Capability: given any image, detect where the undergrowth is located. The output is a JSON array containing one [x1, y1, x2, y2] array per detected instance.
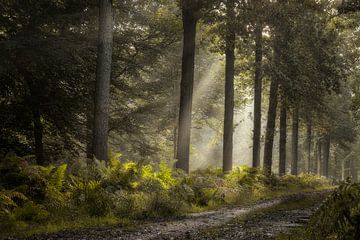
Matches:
[[276, 181, 360, 240], [0, 152, 333, 238]]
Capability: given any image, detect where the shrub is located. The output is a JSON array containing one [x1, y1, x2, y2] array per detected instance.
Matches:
[[182, 169, 225, 206], [111, 191, 151, 218], [68, 176, 111, 217], [306, 181, 360, 239], [13, 202, 49, 223]]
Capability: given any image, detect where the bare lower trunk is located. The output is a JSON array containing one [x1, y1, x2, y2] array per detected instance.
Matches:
[[223, 0, 235, 173], [263, 34, 280, 174], [93, 0, 113, 161], [322, 135, 330, 177], [351, 159, 358, 182], [32, 106, 44, 165], [176, 7, 197, 173], [317, 139, 322, 176], [252, 23, 263, 168], [263, 79, 278, 174], [306, 118, 312, 174], [291, 106, 299, 176], [86, 108, 93, 159], [279, 95, 286, 176]]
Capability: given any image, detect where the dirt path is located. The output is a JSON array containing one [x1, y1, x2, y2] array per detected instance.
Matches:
[[26, 191, 330, 240]]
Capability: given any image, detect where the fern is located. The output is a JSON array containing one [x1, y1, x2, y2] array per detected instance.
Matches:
[[32, 165, 56, 177], [0, 189, 27, 216], [49, 164, 67, 190]]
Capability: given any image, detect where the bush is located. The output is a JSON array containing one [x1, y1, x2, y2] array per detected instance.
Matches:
[[0, 153, 335, 238], [182, 169, 225, 206], [68, 176, 111, 217], [280, 174, 331, 190], [13, 202, 49, 223], [306, 181, 360, 239]]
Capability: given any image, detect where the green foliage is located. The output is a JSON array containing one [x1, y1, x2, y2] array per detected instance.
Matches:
[[182, 168, 225, 206], [0, 189, 28, 229], [306, 181, 360, 239], [0, 154, 334, 238], [68, 176, 111, 217], [279, 174, 331, 190], [13, 202, 49, 223]]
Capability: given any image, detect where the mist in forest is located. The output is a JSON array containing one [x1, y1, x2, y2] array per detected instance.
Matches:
[[190, 55, 262, 170]]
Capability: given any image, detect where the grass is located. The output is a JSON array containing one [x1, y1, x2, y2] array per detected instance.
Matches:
[[3, 216, 131, 238]]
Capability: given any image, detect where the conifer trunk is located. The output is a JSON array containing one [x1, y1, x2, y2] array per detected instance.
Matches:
[[176, 3, 197, 173], [291, 106, 299, 175], [322, 135, 330, 177], [252, 23, 263, 168], [223, 0, 235, 173], [279, 95, 287, 176], [93, 0, 113, 161], [32, 105, 44, 165], [263, 33, 280, 174], [306, 117, 312, 174]]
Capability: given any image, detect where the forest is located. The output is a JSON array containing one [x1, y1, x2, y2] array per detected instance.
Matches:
[[0, 0, 360, 239]]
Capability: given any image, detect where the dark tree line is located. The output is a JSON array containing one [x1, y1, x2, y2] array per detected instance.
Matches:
[[0, 0, 359, 180]]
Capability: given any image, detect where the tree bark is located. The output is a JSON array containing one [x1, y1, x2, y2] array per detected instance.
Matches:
[[291, 106, 299, 175], [176, 5, 198, 173], [93, 0, 113, 161], [322, 135, 330, 177], [317, 138, 322, 176], [263, 34, 280, 174], [32, 105, 44, 165], [223, 0, 235, 173], [263, 79, 278, 174], [351, 159, 358, 182], [306, 117, 312, 174], [86, 108, 93, 159], [252, 23, 263, 168], [279, 95, 287, 176]]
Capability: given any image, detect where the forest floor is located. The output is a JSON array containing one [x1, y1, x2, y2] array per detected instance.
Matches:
[[23, 190, 330, 240]]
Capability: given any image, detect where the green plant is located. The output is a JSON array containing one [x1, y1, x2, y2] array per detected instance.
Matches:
[[306, 182, 360, 240], [68, 176, 111, 216], [13, 201, 49, 223]]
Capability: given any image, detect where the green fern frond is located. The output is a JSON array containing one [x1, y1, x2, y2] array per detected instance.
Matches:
[[32, 165, 55, 177], [49, 164, 67, 190]]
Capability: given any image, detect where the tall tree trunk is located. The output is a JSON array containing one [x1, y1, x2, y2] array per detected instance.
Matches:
[[93, 0, 113, 161], [223, 0, 235, 173], [341, 155, 345, 181], [263, 79, 278, 174], [351, 159, 358, 182], [322, 135, 330, 177], [32, 105, 44, 165], [173, 126, 178, 159], [263, 34, 280, 174], [279, 95, 287, 176], [86, 108, 93, 159], [252, 23, 263, 168], [291, 106, 299, 175], [306, 117, 312, 174], [317, 138, 322, 176], [176, 5, 197, 173]]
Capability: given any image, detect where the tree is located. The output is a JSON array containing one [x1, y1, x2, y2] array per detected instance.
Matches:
[[92, 0, 114, 161], [176, 0, 202, 173], [291, 106, 299, 175], [279, 93, 287, 176], [252, 22, 263, 168], [0, 0, 95, 164], [306, 115, 312, 174], [263, 30, 280, 174], [223, 0, 236, 173]]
